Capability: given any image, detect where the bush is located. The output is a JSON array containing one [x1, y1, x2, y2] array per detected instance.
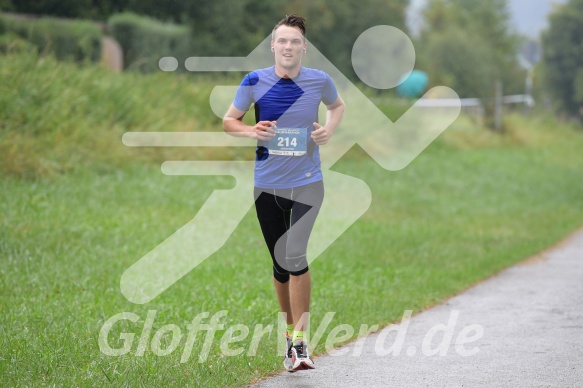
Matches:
[[0, 32, 36, 54], [0, 13, 102, 62], [108, 12, 191, 73]]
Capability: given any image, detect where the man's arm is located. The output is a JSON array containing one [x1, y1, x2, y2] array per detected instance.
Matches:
[[311, 96, 345, 145], [223, 104, 276, 141]]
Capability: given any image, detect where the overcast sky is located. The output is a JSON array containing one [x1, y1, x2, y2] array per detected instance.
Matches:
[[406, 0, 568, 39]]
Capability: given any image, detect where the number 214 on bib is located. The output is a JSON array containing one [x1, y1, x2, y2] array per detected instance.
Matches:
[[267, 128, 308, 156]]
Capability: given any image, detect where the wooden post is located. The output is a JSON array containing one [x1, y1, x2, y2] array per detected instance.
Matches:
[[524, 70, 533, 114], [101, 36, 123, 72], [494, 80, 503, 131]]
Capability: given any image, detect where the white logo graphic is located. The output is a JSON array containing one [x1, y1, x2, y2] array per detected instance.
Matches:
[[121, 26, 461, 304]]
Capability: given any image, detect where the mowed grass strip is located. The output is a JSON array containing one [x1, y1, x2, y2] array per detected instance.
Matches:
[[2, 53, 583, 386]]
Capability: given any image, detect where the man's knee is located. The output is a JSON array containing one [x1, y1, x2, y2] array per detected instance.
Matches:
[[273, 266, 290, 283], [272, 261, 309, 283], [285, 253, 309, 277], [289, 265, 309, 277]]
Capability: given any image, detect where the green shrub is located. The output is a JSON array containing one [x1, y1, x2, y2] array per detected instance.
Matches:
[[108, 12, 191, 73], [0, 13, 102, 62], [0, 32, 36, 54]]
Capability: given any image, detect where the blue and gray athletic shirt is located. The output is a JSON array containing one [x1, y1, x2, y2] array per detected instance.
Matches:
[[233, 66, 338, 189]]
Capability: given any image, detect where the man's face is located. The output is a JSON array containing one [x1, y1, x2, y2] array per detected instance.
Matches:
[[271, 25, 306, 71]]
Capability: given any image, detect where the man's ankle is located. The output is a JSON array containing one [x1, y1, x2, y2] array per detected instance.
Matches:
[[292, 330, 305, 343]]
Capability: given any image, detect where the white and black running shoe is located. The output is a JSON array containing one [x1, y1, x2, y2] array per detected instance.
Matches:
[[290, 340, 315, 371]]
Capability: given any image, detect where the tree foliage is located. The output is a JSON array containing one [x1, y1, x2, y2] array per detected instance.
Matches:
[[278, 0, 408, 78], [542, 0, 583, 117], [415, 0, 523, 129], [418, 0, 522, 99], [422, 26, 496, 100], [1, 0, 125, 20], [177, 0, 408, 77], [2, 0, 407, 78]]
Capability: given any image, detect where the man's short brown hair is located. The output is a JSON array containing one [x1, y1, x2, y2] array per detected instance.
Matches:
[[272, 14, 307, 39]]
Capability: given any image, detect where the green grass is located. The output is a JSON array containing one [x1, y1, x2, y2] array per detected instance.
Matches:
[[2, 51, 583, 386]]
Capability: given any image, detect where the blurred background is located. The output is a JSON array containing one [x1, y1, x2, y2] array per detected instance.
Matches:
[[2, 1, 583, 386], [1, 0, 582, 177]]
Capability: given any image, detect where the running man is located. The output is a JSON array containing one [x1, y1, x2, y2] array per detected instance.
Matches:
[[223, 14, 345, 371]]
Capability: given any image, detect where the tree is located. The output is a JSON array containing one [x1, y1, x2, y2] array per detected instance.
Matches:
[[1, 0, 127, 20], [417, 0, 522, 129], [181, 0, 408, 78], [0, 0, 14, 12], [2, 0, 409, 80], [280, 0, 408, 79], [422, 26, 496, 100], [542, 0, 583, 118]]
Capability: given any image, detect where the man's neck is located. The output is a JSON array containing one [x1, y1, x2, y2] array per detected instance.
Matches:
[[275, 65, 301, 79]]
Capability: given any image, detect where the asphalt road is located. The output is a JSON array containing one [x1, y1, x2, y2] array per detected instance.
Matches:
[[254, 229, 583, 387]]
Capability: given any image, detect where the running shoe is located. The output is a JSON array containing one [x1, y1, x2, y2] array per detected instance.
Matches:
[[290, 339, 315, 371]]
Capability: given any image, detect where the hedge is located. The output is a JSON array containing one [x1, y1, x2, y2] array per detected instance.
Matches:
[[0, 13, 102, 62], [108, 12, 191, 73]]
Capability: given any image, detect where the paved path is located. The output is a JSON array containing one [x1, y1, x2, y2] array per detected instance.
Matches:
[[254, 229, 583, 387]]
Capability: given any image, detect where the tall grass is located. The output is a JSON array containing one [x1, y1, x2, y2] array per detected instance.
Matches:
[[0, 51, 231, 177]]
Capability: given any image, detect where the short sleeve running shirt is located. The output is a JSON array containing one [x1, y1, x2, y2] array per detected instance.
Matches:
[[233, 66, 338, 189]]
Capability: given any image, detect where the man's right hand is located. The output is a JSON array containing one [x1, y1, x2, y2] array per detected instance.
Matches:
[[251, 121, 277, 141]]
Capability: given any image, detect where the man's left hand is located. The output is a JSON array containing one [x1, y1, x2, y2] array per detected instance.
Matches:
[[311, 122, 331, 145]]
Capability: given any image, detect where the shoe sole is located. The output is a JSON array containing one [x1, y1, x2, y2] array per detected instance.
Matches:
[[283, 359, 294, 372], [290, 360, 315, 372]]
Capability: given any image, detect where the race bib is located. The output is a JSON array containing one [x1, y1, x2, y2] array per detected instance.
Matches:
[[267, 128, 308, 156]]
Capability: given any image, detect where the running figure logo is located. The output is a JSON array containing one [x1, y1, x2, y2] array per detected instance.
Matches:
[[121, 26, 461, 304]]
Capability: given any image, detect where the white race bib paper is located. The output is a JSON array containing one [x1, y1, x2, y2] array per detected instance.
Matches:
[[267, 128, 308, 156]]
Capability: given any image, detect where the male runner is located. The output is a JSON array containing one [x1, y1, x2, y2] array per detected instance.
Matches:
[[223, 14, 344, 371]]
